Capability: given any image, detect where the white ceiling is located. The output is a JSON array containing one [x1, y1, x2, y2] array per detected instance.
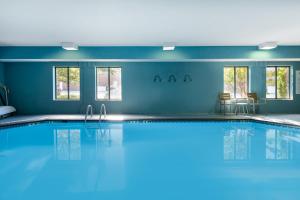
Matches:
[[0, 0, 300, 46]]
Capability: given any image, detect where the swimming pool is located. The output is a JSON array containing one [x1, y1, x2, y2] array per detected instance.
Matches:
[[0, 121, 299, 200]]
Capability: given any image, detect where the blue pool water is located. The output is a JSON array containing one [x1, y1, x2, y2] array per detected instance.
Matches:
[[0, 121, 300, 200]]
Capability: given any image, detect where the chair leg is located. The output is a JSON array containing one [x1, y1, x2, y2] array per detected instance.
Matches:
[[220, 103, 223, 114]]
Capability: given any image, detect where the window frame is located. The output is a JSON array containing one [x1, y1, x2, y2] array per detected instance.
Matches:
[[224, 66, 249, 99], [53, 66, 80, 101], [95, 67, 122, 101], [266, 65, 292, 100]]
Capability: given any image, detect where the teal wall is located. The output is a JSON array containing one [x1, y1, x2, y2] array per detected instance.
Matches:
[[1, 45, 300, 115], [3, 61, 300, 115], [0, 63, 5, 85]]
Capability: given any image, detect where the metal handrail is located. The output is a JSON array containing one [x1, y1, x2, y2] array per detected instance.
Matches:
[[85, 105, 93, 123], [99, 103, 107, 121], [0, 85, 9, 106]]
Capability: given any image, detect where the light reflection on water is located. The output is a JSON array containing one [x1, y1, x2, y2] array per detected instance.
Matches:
[[223, 125, 298, 161], [53, 124, 125, 192], [54, 129, 81, 160], [223, 128, 252, 160], [266, 129, 293, 160], [53, 124, 123, 161]]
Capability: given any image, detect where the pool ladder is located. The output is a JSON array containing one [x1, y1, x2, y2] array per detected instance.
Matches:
[[85, 104, 107, 123], [85, 105, 93, 123], [99, 103, 107, 121]]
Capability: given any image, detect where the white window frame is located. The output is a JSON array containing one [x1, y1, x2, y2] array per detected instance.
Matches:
[[223, 66, 249, 99], [266, 65, 293, 100], [95, 67, 122, 101], [53, 66, 80, 101]]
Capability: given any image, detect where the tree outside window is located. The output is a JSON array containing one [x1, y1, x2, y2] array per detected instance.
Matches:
[[96, 67, 122, 101], [224, 66, 248, 98], [266, 66, 290, 99], [55, 67, 80, 100]]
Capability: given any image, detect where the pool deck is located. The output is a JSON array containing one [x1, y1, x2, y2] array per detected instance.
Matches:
[[1, 114, 300, 127]]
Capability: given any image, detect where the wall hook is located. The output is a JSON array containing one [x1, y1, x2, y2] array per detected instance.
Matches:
[[183, 74, 192, 82], [168, 75, 177, 82], [153, 75, 162, 82]]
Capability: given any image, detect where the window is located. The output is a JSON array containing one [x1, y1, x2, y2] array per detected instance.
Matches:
[[266, 66, 291, 99], [224, 66, 248, 98], [96, 67, 122, 100], [54, 67, 80, 100]]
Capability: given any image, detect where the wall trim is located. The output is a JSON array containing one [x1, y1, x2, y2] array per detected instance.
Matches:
[[2, 58, 300, 62]]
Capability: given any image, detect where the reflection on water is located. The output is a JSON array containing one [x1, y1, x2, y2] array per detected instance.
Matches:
[[2, 122, 300, 199], [266, 129, 293, 160], [224, 126, 297, 161], [96, 128, 112, 147], [224, 128, 252, 160], [54, 129, 81, 160], [95, 124, 123, 159], [54, 124, 124, 160], [53, 124, 125, 191], [95, 124, 124, 191]]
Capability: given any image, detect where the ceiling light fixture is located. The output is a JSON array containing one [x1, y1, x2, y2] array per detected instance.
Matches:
[[258, 42, 278, 50], [163, 43, 175, 51], [61, 42, 79, 50]]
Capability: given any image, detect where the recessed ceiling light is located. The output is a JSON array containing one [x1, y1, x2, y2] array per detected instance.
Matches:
[[163, 43, 175, 51], [258, 42, 278, 50], [61, 42, 79, 50]]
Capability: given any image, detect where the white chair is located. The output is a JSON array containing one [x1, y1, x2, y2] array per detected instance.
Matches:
[[234, 98, 250, 115], [247, 93, 267, 114]]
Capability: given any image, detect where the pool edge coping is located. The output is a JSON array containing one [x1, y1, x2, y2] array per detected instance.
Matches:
[[1, 115, 300, 129]]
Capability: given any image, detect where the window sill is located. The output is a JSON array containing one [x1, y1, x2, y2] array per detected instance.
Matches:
[[266, 98, 294, 101], [95, 99, 122, 102], [53, 99, 81, 102]]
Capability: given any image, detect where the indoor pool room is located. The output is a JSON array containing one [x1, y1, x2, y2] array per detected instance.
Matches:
[[1, 1, 300, 200]]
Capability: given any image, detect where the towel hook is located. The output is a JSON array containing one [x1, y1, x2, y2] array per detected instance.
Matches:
[[168, 74, 177, 82], [183, 74, 192, 82], [153, 75, 162, 82]]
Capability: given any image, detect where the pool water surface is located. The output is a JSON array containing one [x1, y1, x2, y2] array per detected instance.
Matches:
[[0, 121, 300, 200]]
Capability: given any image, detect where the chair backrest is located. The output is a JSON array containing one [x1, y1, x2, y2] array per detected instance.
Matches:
[[247, 93, 258, 102], [219, 93, 231, 100]]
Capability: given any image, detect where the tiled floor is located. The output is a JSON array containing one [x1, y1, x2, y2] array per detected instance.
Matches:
[[1, 114, 300, 127]]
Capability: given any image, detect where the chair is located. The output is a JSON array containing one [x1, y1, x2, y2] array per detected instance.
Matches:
[[234, 98, 250, 115], [219, 93, 233, 114], [247, 93, 267, 114]]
